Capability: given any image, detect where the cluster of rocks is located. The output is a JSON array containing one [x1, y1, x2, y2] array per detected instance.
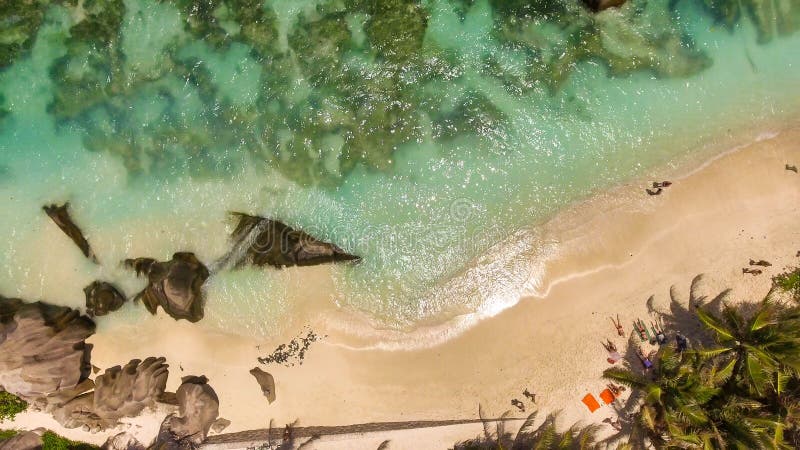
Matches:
[[42, 203, 359, 322], [0, 296, 225, 449], [0, 203, 356, 447], [257, 329, 321, 367]]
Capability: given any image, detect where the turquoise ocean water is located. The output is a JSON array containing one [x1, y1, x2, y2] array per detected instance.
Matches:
[[1, 0, 799, 339]]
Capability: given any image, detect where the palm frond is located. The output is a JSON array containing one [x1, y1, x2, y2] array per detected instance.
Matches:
[[696, 307, 736, 341]]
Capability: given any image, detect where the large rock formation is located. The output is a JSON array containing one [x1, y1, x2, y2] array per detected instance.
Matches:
[[43, 203, 98, 263], [151, 376, 219, 449], [84, 281, 127, 317], [124, 253, 209, 322], [102, 432, 146, 450], [249, 367, 276, 404], [52, 357, 169, 430], [215, 213, 360, 270], [0, 430, 43, 450], [0, 296, 94, 398]]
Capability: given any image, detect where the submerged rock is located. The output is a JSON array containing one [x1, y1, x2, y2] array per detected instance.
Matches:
[[43, 203, 98, 263], [152, 376, 219, 449], [53, 357, 169, 430], [125, 253, 210, 322], [217, 213, 360, 270], [703, 0, 800, 44], [249, 368, 276, 404], [583, 0, 626, 12], [0, 296, 94, 398], [84, 281, 127, 317]]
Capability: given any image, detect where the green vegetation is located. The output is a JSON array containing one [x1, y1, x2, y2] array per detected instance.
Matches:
[[0, 429, 17, 440], [0, 392, 27, 422], [0, 430, 100, 450], [0, 430, 99, 449], [774, 268, 800, 302], [42, 431, 100, 450], [602, 285, 800, 449], [453, 408, 602, 449]]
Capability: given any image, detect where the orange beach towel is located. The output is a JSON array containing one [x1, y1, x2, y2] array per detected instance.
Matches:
[[581, 393, 600, 412], [599, 388, 615, 405]]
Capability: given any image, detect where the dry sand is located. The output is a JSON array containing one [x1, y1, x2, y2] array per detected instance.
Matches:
[[7, 124, 800, 448]]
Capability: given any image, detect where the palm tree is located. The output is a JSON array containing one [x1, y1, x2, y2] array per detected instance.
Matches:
[[604, 347, 716, 448], [695, 295, 800, 397], [604, 346, 789, 449], [452, 408, 602, 449]]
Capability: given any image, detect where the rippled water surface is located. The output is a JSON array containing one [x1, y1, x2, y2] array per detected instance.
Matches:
[[1, 0, 799, 336]]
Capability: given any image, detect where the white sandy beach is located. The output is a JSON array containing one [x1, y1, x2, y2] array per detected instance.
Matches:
[[7, 123, 800, 448]]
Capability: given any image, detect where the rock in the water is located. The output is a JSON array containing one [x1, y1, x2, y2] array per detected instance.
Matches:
[[84, 281, 127, 317], [152, 376, 219, 449], [53, 357, 169, 429], [210, 418, 231, 433], [102, 432, 146, 450], [0, 430, 43, 450], [216, 213, 360, 270], [0, 296, 94, 398], [43, 203, 98, 263], [583, 0, 626, 12], [124, 253, 209, 322], [249, 367, 276, 404]]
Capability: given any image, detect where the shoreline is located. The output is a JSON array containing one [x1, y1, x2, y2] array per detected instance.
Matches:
[[7, 122, 800, 447], [311, 118, 799, 352]]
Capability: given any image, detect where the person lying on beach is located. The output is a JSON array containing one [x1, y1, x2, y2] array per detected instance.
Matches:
[[786, 164, 798, 173], [610, 314, 624, 337], [652, 181, 672, 188], [602, 340, 623, 364], [603, 417, 623, 431], [634, 319, 649, 341], [645, 187, 663, 196], [637, 348, 654, 371], [522, 388, 536, 404], [651, 320, 668, 345], [511, 399, 525, 412], [749, 259, 772, 267], [607, 383, 626, 396], [743, 268, 762, 275]]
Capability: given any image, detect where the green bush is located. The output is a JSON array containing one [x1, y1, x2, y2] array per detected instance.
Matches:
[[42, 431, 99, 450], [0, 430, 17, 440], [0, 392, 27, 422], [775, 268, 800, 301]]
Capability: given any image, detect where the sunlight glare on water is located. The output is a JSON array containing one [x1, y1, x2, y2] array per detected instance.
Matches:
[[0, 0, 799, 339]]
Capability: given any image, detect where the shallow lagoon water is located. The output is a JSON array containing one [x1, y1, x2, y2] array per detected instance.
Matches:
[[0, 0, 799, 339]]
